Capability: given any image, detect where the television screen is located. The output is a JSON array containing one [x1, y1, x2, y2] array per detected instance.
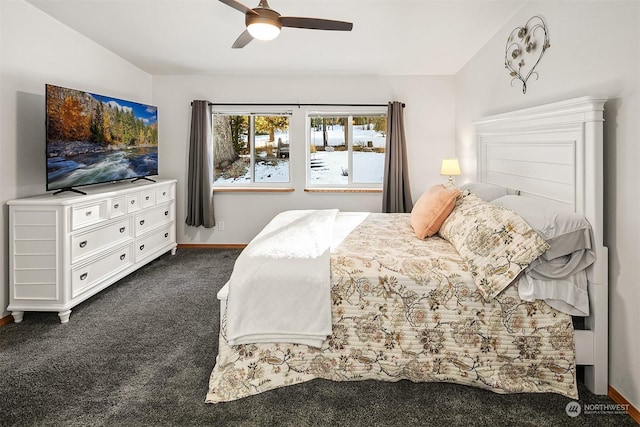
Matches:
[[46, 84, 158, 192]]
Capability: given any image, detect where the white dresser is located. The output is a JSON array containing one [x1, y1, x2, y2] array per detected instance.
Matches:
[[7, 179, 177, 323]]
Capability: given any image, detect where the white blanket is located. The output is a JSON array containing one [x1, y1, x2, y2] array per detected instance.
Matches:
[[226, 209, 339, 348]]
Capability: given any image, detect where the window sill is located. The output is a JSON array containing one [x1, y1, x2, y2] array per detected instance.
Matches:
[[304, 188, 383, 193], [213, 187, 295, 193]]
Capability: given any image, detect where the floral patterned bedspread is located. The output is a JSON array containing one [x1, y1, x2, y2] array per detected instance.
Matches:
[[206, 213, 577, 403]]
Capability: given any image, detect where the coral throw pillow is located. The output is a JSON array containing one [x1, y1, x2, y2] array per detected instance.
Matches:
[[410, 184, 460, 239]]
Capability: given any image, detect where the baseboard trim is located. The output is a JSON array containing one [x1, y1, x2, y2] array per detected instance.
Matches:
[[609, 385, 640, 424], [178, 243, 247, 249], [0, 315, 14, 327]]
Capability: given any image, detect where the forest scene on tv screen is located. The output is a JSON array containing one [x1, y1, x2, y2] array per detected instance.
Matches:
[[46, 85, 158, 190]]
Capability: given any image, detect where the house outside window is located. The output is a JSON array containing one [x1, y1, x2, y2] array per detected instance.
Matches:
[[307, 111, 387, 189], [213, 112, 291, 185]]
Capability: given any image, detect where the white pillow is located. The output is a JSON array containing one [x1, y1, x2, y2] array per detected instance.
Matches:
[[491, 195, 594, 259], [459, 182, 518, 202], [517, 272, 590, 316], [492, 195, 596, 316]]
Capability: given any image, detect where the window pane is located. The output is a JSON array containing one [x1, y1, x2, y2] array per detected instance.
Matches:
[[254, 115, 290, 183], [352, 115, 386, 184], [309, 116, 348, 185], [213, 115, 249, 183]]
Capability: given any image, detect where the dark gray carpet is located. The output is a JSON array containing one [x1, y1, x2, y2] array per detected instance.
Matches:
[[0, 248, 635, 427]]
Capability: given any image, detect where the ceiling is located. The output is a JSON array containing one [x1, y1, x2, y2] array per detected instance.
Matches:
[[26, 0, 525, 76]]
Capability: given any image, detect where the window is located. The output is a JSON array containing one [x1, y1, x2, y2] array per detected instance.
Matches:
[[211, 106, 387, 191], [213, 112, 291, 185], [307, 112, 387, 188]]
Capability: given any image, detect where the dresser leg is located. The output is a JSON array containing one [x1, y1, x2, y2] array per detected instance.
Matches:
[[58, 310, 72, 324], [171, 247, 177, 255], [11, 311, 24, 323]]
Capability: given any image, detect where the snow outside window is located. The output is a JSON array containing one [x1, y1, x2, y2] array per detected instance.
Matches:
[[308, 113, 387, 188], [213, 113, 291, 185]]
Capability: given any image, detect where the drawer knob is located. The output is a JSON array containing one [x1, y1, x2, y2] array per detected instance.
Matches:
[[164, 233, 169, 238], [140, 220, 145, 226], [85, 211, 92, 216], [119, 227, 125, 233], [114, 204, 119, 209], [139, 244, 145, 251], [80, 272, 88, 281], [162, 192, 166, 196], [79, 240, 87, 248], [120, 254, 126, 261], [131, 200, 135, 205], [164, 211, 169, 216], [145, 196, 150, 200]]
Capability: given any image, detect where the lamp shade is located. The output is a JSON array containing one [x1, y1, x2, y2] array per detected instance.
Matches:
[[440, 158, 461, 176]]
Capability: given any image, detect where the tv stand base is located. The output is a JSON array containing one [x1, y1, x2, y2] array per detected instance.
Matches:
[[132, 177, 156, 183], [53, 187, 87, 195]]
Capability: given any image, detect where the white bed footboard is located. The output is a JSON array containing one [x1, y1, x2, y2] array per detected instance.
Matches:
[[474, 96, 609, 395]]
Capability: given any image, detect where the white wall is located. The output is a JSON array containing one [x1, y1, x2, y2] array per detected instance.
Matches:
[[153, 74, 455, 245], [0, 0, 152, 318], [455, 0, 640, 409]]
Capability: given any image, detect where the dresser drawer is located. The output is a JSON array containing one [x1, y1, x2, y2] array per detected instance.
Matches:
[[126, 193, 142, 212], [71, 217, 133, 264], [135, 204, 173, 236], [135, 224, 174, 262], [141, 189, 155, 208], [109, 196, 127, 218], [71, 244, 133, 298], [155, 186, 173, 204], [72, 200, 108, 230]]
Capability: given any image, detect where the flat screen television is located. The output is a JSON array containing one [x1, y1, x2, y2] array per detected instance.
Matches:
[[46, 84, 158, 194]]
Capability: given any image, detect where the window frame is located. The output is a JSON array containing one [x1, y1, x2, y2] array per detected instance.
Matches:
[[211, 108, 293, 189], [305, 107, 387, 190]]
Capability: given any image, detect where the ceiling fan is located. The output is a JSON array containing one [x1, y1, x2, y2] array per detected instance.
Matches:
[[219, 0, 353, 48]]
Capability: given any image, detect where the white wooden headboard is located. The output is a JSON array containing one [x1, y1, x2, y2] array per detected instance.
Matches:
[[474, 96, 609, 395]]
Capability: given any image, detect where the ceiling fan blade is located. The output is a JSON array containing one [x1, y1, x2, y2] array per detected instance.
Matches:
[[219, 0, 258, 16], [232, 30, 254, 48], [280, 17, 353, 31]]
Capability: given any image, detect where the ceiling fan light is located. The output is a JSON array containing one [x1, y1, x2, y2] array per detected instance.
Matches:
[[247, 22, 280, 40]]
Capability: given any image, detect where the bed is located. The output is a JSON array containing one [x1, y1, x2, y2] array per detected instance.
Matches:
[[206, 96, 608, 403]]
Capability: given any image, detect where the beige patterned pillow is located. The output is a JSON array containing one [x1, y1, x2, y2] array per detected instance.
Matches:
[[439, 193, 549, 301]]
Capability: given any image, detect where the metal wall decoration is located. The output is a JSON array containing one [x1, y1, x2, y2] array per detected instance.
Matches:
[[504, 15, 550, 94]]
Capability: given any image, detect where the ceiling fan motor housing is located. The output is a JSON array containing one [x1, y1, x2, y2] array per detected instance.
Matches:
[[246, 7, 282, 30]]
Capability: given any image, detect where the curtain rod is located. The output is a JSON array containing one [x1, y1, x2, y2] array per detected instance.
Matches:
[[191, 102, 404, 108]]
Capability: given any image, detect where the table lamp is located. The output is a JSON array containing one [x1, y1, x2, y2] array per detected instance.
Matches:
[[440, 158, 461, 186]]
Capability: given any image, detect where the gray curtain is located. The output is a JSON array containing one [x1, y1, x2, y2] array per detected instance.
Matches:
[[185, 100, 216, 228], [382, 101, 413, 213]]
